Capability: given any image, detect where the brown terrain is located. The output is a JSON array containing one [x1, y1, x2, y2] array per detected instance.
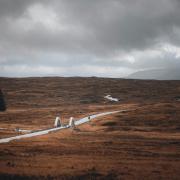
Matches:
[[0, 77, 180, 179]]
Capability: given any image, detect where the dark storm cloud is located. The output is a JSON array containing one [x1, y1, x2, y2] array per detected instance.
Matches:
[[0, 0, 40, 18], [0, 0, 180, 77], [54, 0, 180, 53]]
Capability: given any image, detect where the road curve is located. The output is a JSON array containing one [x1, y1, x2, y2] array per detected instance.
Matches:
[[0, 110, 124, 144]]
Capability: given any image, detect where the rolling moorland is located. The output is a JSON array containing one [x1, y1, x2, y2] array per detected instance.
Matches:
[[0, 77, 180, 179]]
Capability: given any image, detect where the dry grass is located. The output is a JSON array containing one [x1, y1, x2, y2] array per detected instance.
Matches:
[[0, 77, 180, 179]]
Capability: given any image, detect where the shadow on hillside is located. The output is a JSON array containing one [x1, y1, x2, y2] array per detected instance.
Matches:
[[0, 168, 118, 180]]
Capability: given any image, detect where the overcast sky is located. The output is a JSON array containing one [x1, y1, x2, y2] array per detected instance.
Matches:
[[0, 0, 180, 77]]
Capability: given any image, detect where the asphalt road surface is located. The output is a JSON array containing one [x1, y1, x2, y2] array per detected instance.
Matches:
[[0, 110, 124, 144]]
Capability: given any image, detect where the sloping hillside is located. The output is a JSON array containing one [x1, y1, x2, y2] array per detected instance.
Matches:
[[127, 68, 180, 80]]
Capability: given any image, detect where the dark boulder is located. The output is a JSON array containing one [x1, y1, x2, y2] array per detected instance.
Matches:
[[0, 90, 6, 111]]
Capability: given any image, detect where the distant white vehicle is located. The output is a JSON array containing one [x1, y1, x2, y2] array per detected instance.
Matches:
[[15, 128, 32, 133], [104, 95, 119, 102]]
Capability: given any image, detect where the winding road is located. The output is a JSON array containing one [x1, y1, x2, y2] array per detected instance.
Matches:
[[0, 110, 124, 144]]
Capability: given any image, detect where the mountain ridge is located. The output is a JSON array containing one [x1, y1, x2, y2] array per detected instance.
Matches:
[[127, 68, 180, 80]]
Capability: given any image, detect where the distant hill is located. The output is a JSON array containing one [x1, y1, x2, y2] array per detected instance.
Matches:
[[0, 77, 180, 109], [127, 68, 180, 80]]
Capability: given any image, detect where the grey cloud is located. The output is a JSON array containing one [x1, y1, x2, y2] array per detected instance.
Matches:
[[51, 0, 180, 53], [0, 0, 38, 18], [0, 0, 180, 77], [119, 51, 180, 70], [1, 0, 180, 54]]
